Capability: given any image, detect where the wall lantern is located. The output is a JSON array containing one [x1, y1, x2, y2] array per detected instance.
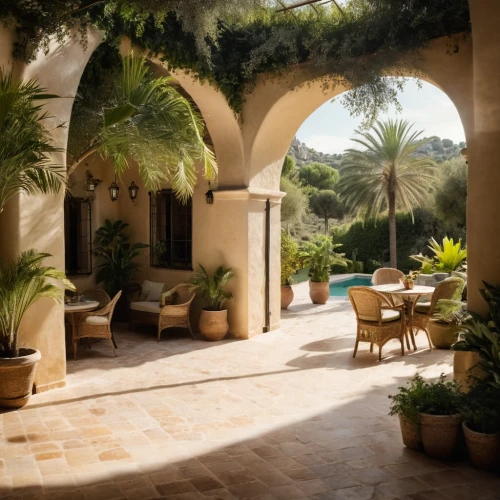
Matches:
[[205, 182, 214, 205], [108, 180, 120, 202], [128, 181, 139, 200], [85, 170, 101, 192]]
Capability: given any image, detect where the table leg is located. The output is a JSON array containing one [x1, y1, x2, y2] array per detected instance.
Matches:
[[404, 298, 418, 351]]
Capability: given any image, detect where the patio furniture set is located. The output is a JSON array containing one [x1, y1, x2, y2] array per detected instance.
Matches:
[[64, 281, 196, 359], [348, 267, 464, 361]]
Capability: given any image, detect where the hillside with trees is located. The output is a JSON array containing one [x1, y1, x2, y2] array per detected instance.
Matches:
[[282, 130, 467, 272]]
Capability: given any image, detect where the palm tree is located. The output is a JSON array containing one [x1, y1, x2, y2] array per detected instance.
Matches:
[[68, 54, 217, 202], [336, 119, 437, 267], [0, 71, 65, 214]]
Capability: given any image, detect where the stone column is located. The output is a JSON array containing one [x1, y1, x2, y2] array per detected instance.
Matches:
[[467, 1, 500, 313], [198, 188, 283, 339]]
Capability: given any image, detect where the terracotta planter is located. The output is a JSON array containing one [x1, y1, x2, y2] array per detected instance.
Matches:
[[0, 348, 41, 409], [420, 413, 462, 459], [400, 279, 414, 290], [281, 285, 294, 309], [453, 351, 484, 391], [199, 309, 229, 341], [463, 422, 500, 471], [428, 322, 461, 349], [309, 281, 329, 304], [399, 413, 422, 451]]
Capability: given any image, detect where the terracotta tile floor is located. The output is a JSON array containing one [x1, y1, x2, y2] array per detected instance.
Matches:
[[1, 281, 499, 499]]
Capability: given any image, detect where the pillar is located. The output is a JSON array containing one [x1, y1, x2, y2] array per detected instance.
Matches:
[[467, 1, 500, 313]]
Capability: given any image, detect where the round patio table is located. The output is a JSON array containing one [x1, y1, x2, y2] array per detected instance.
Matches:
[[371, 284, 435, 351], [64, 301, 99, 352]]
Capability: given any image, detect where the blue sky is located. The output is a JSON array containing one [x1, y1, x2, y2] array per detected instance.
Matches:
[[296, 78, 466, 154]]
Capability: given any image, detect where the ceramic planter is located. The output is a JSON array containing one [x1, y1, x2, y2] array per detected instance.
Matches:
[[420, 413, 462, 459], [281, 285, 294, 309], [309, 281, 329, 304], [398, 413, 422, 451], [199, 309, 229, 341], [428, 322, 462, 349], [463, 422, 500, 471], [0, 348, 41, 409]]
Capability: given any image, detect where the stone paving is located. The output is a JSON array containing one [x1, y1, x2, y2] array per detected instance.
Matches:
[[1, 281, 499, 499]]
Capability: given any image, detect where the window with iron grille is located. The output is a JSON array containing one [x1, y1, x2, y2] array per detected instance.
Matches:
[[64, 197, 92, 275], [150, 190, 192, 270]]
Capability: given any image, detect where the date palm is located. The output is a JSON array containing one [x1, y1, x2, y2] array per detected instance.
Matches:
[[68, 54, 217, 202], [337, 119, 437, 267], [0, 71, 65, 214]]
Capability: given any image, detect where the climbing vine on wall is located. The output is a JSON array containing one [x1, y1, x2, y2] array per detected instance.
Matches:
[[2, 1, 470, 117]]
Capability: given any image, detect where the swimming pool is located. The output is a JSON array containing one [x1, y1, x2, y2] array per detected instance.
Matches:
[[329, 276, 372, 296]]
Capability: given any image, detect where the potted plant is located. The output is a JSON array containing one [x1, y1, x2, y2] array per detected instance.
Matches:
[[399, 271, 419, 290], [428, 299, 469, 349], [417, 374, 463, 459], [0, 250, 74, 408], [461, 380, 500, 470], [300, 236, 347, 304], [192, 265, 234, 341], [389, 374, 462, 459], [280, 231, 301, 309], [93, 219, 148, 321], [388, 374, 426, 451]]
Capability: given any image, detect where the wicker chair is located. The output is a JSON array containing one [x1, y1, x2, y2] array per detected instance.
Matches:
[[372, 267, 405, 306], [73, 291, 122, 360], [82, 288, 110, 308], [348, 286, 406, 361], [371, 268, 404, 285], [158, 284, 197, 342], [412, 277, 465, 349]]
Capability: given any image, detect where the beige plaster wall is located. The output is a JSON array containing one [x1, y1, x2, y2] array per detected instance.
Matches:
[[0, 28, 102, 391]]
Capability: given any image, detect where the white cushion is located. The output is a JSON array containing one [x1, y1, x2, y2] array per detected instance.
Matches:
[[141, 280, 164, 302], [130, 301, 161, 314], [85, 316, 109, 325], [359, 309, 401, 323], [415, 301, 431, 313]]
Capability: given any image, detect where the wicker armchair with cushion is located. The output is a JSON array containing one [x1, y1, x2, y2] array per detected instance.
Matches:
[[73, 291, 122, 360], [128, 279, 168, 328], [158, 284, 197, 342], [412, 277, 465, 349], [348, 286, 406, 361]]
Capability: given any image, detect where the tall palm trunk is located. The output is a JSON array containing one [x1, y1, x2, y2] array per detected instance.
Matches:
[[388, 190, 397, 268]]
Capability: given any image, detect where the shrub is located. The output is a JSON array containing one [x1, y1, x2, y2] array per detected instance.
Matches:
[[365, 259, 381, 274], [462, 381, 500, 434], [299, 236, 347, 282], [281, 231, 301, 285], [331, 262, 349, 275]]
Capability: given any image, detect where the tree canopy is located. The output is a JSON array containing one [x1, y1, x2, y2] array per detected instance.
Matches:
[[310, 190, 343, 234], [299, 162, 339, 191]]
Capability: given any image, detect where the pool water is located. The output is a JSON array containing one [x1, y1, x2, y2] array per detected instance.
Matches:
[[329, 276, 372, 296]]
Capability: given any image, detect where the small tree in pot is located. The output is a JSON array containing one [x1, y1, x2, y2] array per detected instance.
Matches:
[[0, 251, 74, 408], [280, 231, 301, 309], [299, 236, 347, 304], [192, 265, 234, 341]]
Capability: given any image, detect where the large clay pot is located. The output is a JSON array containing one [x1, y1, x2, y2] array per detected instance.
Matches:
[[281, 285, 294, 309], [428, 322, 461, 349], [0, 348, 41, 409], [399, 413, 422, 451], [463, 422, 500, 471], [309, 281, 329, 304], [199, 309, 229, 341], [420, 413, 462, 459], [453, 351, 484, 391]]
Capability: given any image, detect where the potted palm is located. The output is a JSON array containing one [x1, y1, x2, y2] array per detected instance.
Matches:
[[300, 236, 347, 304], [281, 231, 301, 309], [192, 265, 234, 341], [0, 251, 74, 408], [461, 381, 500, 470]]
